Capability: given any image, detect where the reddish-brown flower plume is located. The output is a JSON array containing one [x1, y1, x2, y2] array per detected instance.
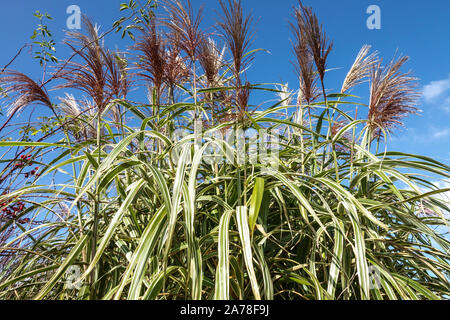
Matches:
[[368, 55, 421, 139], [163, 0, 204, 62], [0, 70, 53, 117], [134, 19, 167, 96], [293, 1, 332, 84], [164, 41, 190, 89], [198, 37, 225, 87], [55, 17, 109, 110], [217, 0, 254, 87], [236, 81, 251, 120], [290, 15, 320, 105]]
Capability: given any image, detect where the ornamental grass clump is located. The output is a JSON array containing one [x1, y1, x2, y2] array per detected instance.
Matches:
[[0, 0, 448, 300]]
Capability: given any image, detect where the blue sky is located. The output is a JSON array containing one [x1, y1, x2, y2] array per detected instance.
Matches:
[[1, 0, 449, 168]]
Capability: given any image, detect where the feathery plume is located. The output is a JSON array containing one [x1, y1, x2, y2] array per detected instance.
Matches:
[[341, 45, 378, 94], [0, 70, 52, 117], [198, 37, 226, 87], [218, 0, 254, 87], [236, 81, 250, 119], [294, 1, 333, 84], [58, 93, 82, 117], [290, 5, 320, 106], [368, 55, 421, 139], [164, 45, 190, 89], [134, 19, 167, 98], [276, 83, 294, 107], [57, 94, 98, 139], [163, 0, 204, 61], [55, 17, 109, 110], [331, 119, 352, 152]]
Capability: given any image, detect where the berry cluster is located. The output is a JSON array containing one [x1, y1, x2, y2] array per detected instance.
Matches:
[[14, 154, 32, 168], [25, 167, 40, 178], [13, 154, 40, 178], [0, 198, 29, 224]]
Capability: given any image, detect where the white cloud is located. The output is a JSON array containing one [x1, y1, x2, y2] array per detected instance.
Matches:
[[443, 97, 450, 113], [423, 74, 450, 102], [432, 128, 450, 139], [392, 127, 450, 143]]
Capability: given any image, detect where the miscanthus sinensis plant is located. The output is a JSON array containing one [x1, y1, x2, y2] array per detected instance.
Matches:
[[0, 0, 449, 300]]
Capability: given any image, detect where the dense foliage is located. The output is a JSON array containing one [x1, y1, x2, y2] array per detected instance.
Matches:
[[0, 0, 449, 300]]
